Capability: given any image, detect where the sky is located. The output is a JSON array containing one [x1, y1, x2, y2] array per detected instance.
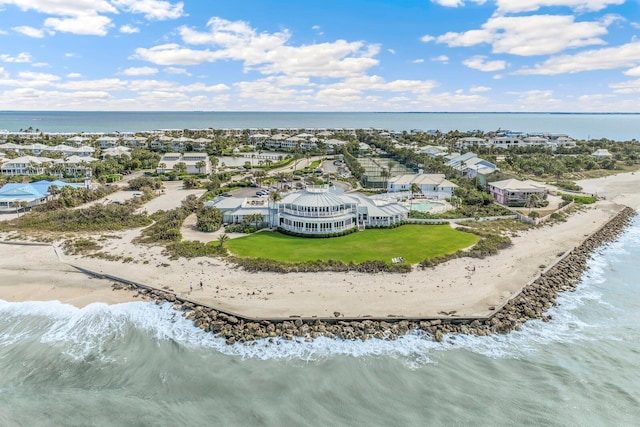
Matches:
[[0, 0, 639, 112]]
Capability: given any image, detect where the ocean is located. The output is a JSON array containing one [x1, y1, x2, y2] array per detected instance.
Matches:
[[0, 111, 638, 141], [0, 216, 638, 426]]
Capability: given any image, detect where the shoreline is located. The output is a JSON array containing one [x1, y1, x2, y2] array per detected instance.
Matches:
[[1, 171, 639, 341]]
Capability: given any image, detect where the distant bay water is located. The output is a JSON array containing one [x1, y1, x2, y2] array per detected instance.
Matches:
[[0, 111, 638, 141]]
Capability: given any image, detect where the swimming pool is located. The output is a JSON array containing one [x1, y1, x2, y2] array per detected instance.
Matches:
[[409, 201, 445, 212]]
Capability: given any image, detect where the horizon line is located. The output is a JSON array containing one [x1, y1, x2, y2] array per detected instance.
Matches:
[[0, 110, 639, 115]]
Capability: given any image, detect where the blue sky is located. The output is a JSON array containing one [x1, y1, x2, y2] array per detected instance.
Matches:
[[0, 0, 638, 112]]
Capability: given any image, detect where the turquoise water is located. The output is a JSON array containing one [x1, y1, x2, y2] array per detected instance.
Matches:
[[0, 111, 638, 140], [410, 201, 444, 212], [1, 215, 639, 425]]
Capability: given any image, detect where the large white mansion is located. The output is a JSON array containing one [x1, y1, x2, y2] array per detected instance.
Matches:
[[206, 186, 410, 236]]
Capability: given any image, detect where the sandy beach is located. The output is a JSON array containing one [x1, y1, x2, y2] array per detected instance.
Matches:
[[1, 170, 639, 317]]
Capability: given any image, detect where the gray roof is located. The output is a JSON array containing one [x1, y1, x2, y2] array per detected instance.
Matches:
[[280, 186, 354, 208]]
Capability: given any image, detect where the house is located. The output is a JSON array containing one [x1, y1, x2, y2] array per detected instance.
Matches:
[[490, 136, 523, 149], [592, 149, 612, 159], [387, 173, 457, 200], [0, 180, 83, 212], [122, 136, 148, 149], [417, 145, 447, 158], [205, 185, 409, 235], [75, 145, 96, 157], [0, 156, 54, 176], [59, 155, 98, 176], [101, 146, 131, 158], [66, 136, 90, 147], [456, 137, 487, 149], [95, 136, 120, 149], [459, 158, 498, 179], [446, 152, 498, 178], [488, 179, 547, 206], [445, 152, 479, 169], [156, 152, 211, 174]]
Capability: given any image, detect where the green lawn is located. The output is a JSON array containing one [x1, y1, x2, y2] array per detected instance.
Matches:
[[224, 224, 479, 264]]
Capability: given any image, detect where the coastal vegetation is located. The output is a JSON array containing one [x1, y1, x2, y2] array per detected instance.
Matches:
[[0, 203, 151, 233], [33, 185, 118, 211]]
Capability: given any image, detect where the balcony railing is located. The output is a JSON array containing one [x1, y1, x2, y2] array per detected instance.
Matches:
[[279, 208, 356, 218], [282, 225, 354, 234]]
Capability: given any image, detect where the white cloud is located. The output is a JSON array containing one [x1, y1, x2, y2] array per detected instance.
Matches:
[[0, 30, 8, 35], [412, 59, 425, 63], [430, 0, 486, 6], [12, 26, 45, 38], [0, 70, 60, 88], [495, 0, 624, 13], [45, 14, 113, 36], [122, 66, 159, 76], [463, 55, 506, 71], [0, 0, 117, 16], [430, 15, 609, 56], [67, 73, 82, 78], [18, 71, 59, 81], [432, 0, 464, 6], [388, 49, 396, 54], [179, 82, 229, 93], [32, 62, 48, 67], [132, 44, 219, 66], [470, 85, 491, 92], [516, 40, 640, 74], [120, 25, 140, 34], [609, 79, 640, 93], [56, 78, 126, 91], [135, 18, 381, 79], [0, 67, 8, 78], [624, 66, 640, 76], [110, 0, 184, 21], [431, 55, 449, 63], [164, 67, 191, 75], [506, 89, 562, 109], [0, 52, 32, 63]]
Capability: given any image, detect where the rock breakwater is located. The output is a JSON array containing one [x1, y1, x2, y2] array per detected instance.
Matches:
[[112, 207, 636, 343]]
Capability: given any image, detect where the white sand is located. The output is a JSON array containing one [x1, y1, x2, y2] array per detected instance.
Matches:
[[1, 170, 639, 317]]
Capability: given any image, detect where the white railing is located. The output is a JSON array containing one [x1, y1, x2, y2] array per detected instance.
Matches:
[[279, 208, 356, 218]]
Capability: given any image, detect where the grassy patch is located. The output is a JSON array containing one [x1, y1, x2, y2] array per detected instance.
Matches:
[[225, 224, 479, 264], [63, 238, 102, 255], [457, 219, 532, 236]]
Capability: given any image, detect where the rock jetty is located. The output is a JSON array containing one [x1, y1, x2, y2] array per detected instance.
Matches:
[[112, 207, 636, 343]]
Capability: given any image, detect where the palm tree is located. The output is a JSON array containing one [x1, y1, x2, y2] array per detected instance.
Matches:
[[410, 183, 421, 199], [526, 193, 540, 211], [195, 160, 206, 174], [217, 232, 229, 248], [210, 157, 219, 173], [380, 167, 391, 191]]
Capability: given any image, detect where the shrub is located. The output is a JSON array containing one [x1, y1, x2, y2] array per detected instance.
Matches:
[[196, 206, 223, 232], [128, 176, 163, 191]]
